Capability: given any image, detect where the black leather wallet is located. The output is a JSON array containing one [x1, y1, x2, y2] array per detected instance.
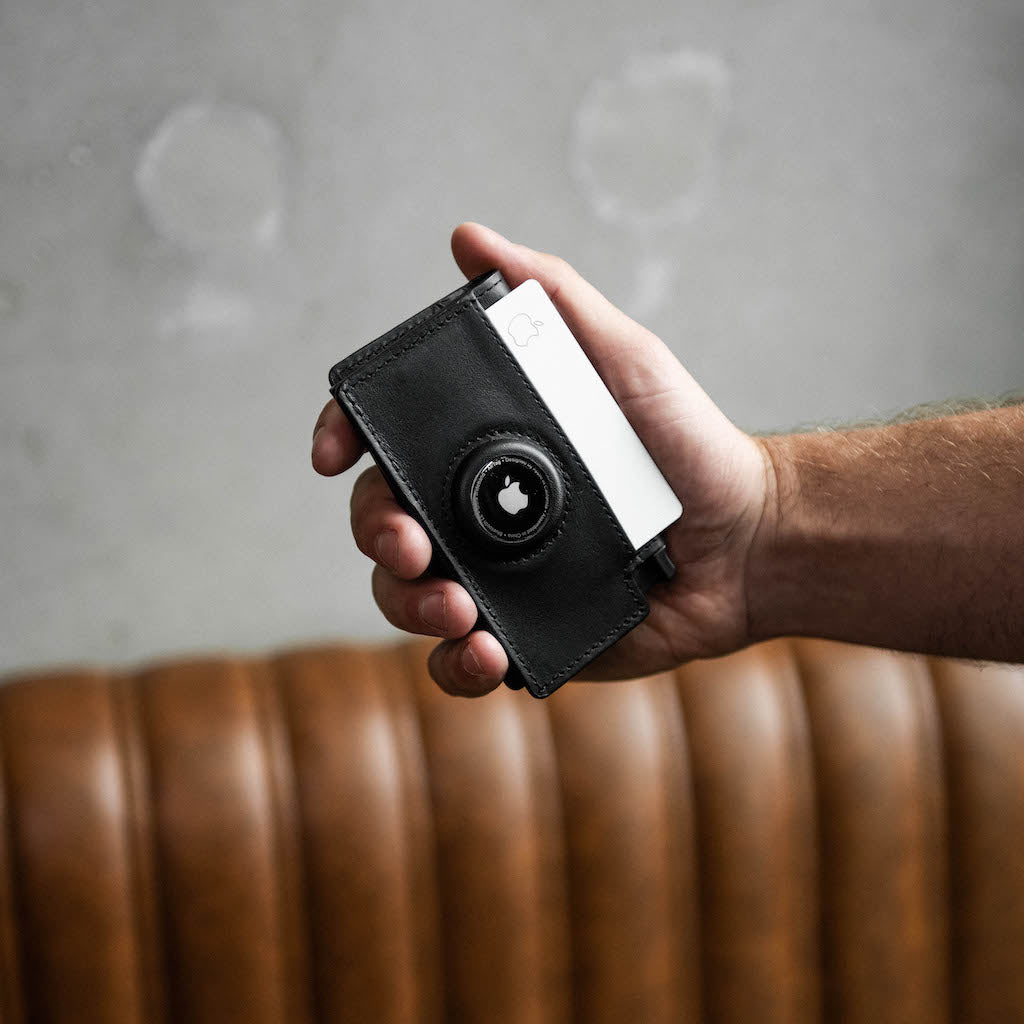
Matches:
[[329, 270, 674, 698]]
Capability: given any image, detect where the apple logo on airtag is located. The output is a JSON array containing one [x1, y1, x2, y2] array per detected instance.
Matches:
[[475, 459, 545, 538], [497, 475, 529, 515], [507, 312, 544, 347]]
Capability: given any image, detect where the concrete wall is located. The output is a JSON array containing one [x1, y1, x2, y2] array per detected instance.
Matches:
[[2, 0, 1022, 672]]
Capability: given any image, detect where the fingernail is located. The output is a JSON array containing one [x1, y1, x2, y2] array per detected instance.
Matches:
[[419, 592, 447, 631], [375, 529, 399, 571], [461, 644, 486, 677]]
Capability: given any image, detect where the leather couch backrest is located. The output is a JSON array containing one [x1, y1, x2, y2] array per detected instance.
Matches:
[[0, 638, 1022, 1023]]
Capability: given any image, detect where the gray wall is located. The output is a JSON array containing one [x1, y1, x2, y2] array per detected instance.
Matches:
[[2, 0, 1022, 673]]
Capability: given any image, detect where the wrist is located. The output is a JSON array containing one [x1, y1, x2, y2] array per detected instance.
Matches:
[[744, 430, 864, 646], [744, 435, 787, 645], [744, 426, 943, 651], [738, 408, 1024, 661]]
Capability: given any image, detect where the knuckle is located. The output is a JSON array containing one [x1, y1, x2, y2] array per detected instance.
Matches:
[[541, 252, 573, 281], [548, 252, 571, 273], [350, 513, 376, 558], [371, 570, 400, 625], [374, 573, 428, 635], [349, 467, 378, 512], [350, 485, 390, 550]]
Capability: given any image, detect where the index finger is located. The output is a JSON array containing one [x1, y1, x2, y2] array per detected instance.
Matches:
[[312, 399, 365, 476]]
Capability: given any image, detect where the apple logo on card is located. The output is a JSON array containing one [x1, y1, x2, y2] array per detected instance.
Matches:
[[497, 475, 529, 515], [507, 312, 544, 347]]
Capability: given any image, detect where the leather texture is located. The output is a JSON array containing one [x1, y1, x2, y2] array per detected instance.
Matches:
[[1, 638, 1022, 1023], [329, 272, 650, 698]]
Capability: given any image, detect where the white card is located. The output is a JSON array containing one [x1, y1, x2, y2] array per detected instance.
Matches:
[[483, 279, 682, 549]]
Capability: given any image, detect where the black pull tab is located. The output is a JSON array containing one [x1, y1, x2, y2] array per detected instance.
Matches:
[[632, 535, 676, 592]]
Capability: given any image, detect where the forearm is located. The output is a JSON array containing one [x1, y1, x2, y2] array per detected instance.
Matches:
[[748, 405, 1024, 662]]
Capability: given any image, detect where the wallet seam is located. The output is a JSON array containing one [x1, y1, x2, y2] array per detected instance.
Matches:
[[340, 295, 645, 696], [348, 304, 464, 386], [475, 276, 505, 303], [344, 279, 511, 395], [329, 276, 505, 388]]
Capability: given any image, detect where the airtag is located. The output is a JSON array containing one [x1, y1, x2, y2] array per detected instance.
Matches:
[[453, 437, 566, 552]]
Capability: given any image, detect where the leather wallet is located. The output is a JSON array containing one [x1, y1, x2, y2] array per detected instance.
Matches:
[[329, 270, 674, 698]]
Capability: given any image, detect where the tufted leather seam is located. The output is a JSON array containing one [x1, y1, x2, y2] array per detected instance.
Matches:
[[671, 666, 717, 1024], [110, 674, 168, 1024], [786, 638, 835, 1024], [136, 674, 183, 1021], [132, 670, 192, 1023], [890, 653, 954, 1023], [541, 698, 583, 1023], [654, 675, 704, 1021], [372, 648, 425, 1021], [922, 656, 959, 1022], [253, 658, 317, 1024], [398, 642, 449, 1024], [534, 698, 576, 1024], [660, 673, 703, 1022], [263, 657, 325, 1024], [782, 641, 828, 1023], [506, 691, 571, 1020], [0, 690, 26, 1024]]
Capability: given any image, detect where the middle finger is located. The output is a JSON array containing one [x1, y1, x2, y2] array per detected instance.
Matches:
[[371, 566, 479, 639]]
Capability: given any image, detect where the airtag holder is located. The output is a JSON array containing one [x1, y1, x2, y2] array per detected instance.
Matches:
[[453, 436, 566, 553]]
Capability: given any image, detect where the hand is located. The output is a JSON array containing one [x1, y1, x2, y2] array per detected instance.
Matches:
[[312, 223, 772, 696]]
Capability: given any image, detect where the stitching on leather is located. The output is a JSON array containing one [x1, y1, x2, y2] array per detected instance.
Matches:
[[349, 302, 468, 386], [439, 428, 572, 567], [329, 302, 446, 386], [474, 276, 504, 303], [340, 299, 645, 695], [108, 677, 163, 1022], [329, 276, 505, 388]]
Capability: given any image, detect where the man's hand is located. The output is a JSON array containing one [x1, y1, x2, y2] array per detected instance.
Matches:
[[312, 223, 771, 695]]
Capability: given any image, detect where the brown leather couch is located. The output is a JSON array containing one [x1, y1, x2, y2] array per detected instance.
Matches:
[[1, 638, 1022, 1023]]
